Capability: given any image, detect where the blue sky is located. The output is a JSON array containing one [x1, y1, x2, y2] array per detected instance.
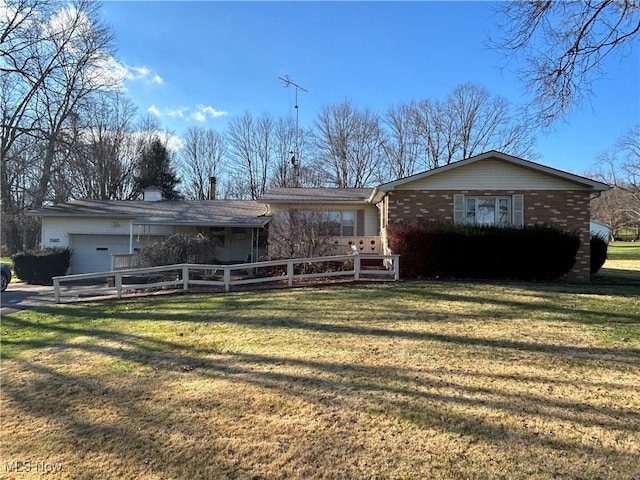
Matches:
[[102, 1, 639, 175]]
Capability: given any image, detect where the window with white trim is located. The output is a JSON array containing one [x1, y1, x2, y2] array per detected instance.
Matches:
[[466, 197, 510, 225], [454, 194, 524, 227]]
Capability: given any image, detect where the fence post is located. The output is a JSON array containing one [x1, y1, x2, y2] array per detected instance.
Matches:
[[53, 278, 60, 303], [182, 264, 189, 291], [115, 273, 122, 299], [287, 260, 294, 287], [224, 267, 231, 292], [394, 255, 400, 281], [354, 252, 360, 281]]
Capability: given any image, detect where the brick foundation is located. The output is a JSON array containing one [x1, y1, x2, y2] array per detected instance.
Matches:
[[386, 190, 592, 282]]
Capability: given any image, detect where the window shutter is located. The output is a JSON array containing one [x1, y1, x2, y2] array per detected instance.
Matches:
[[512, 194, 524, 227], [356, 209, 365, 236], [453, 194, 465, 224]]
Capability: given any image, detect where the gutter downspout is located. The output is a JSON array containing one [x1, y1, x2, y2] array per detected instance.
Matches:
[[129, 221, 134, 254]]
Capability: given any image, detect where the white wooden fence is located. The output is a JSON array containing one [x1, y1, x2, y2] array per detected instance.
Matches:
[[52, 253, 400, 303]]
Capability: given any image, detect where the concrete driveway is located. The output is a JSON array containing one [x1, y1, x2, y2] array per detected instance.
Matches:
[[1, 282, 56, 315]]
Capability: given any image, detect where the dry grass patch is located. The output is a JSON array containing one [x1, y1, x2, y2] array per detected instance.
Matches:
[[1, 282, 639, 479]]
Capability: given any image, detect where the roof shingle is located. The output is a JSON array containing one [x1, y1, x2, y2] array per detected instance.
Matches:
[[30, 199, 270, 227]]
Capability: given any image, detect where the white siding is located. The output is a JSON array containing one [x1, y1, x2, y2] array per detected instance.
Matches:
[[363, 206, 379, 236], [41, 217, 176, 249], [395, 159, 590, 191], [590, 221, 610, 242]]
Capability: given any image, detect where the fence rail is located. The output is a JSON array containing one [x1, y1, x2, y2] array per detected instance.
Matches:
[[53, 253, 400, 303]]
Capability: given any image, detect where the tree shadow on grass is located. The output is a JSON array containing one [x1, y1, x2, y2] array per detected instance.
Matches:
[[3, 303, 639, 366], [3, 332, 639, 479], [2, 283, 639, 477]]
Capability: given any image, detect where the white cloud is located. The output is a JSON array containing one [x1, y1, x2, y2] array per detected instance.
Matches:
[[124, 64, 164, 85], [159, 132, 183, 152], [85, 59, 163, 92], [126, 130, 183, 153], [145, 104, 228, 123], [191, 111, 207, 122], [190, 104, 228, 122], [147, 105, 162, 117], [167, 108, 187, 118]]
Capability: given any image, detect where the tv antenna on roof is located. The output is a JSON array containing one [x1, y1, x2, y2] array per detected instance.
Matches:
[[279, 75, 308, 187]]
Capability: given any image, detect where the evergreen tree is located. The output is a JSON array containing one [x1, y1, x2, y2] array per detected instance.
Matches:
[[134, 138, 182, 200]]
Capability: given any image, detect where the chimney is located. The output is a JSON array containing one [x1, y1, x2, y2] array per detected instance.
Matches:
[[143, 185, 163, 202], [208, 176, 217, 200]]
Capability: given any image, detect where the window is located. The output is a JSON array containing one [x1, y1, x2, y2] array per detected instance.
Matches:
[[455, 194, 524, 227], [323, 211, 355, 236], [341, 211, 355, 236], [292, 209, 360, 237], [465, 197, 510, 226], [209, 227, 226, 247]]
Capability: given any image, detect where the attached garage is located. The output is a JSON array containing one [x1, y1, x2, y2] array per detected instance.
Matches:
[[69, 234, 131, 274], [30, 193, 272, 275]]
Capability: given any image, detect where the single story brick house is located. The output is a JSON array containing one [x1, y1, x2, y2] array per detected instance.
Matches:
[[31, 150, 610, 280], [368, 150, 611, 281]]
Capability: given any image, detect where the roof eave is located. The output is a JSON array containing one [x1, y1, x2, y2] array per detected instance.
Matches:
[[264, 199, 370, 205], [131, 218, 271, 228]]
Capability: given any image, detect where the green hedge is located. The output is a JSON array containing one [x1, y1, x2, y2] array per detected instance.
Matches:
[[387, 222, 580, 281], [12, 248, 71, 285]]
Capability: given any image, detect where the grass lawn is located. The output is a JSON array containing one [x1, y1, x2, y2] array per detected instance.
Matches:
[[1, 276, 639, 479], [593, 242, 640, 284]]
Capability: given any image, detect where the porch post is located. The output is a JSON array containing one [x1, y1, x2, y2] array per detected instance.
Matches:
[[252, 227, 256, 262]]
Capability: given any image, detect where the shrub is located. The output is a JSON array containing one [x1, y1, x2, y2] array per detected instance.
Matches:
[[590, 234, 608, 274], [386, 221, 437, 278], [137, 233, 219, 267], [12, 248, 71, 285], [387, 222, 580, 281]]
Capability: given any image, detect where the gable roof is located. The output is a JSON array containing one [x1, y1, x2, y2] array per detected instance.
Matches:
[[29, 199, 271, 227], [370, 150, 611, 201], [260, 187, 374, 204]]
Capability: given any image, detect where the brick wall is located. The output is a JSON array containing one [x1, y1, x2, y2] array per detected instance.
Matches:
[[386, 190, 592, 282]]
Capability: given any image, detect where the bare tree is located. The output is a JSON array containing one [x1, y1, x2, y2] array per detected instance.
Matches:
[[384, 84, 535, 173], [227, 112, 275, 199], [491, 1, 640, 126], [447, 83, 535, 161], [270, 117, 312, 188], [591, 187, 637, 239], [592, 125, 640, 229], [384, 102, 422, 179], [413, 99, 454, 170], [61, 91, 138, 200], [268, 208, 341, 259], [314, 99, 387, 187], [1, 0, 117, 252], [618, 125, 640, 204], [179, 126, 227, 200]]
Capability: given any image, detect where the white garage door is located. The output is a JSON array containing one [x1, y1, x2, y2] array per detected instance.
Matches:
[[70, 235, 131, 274]]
